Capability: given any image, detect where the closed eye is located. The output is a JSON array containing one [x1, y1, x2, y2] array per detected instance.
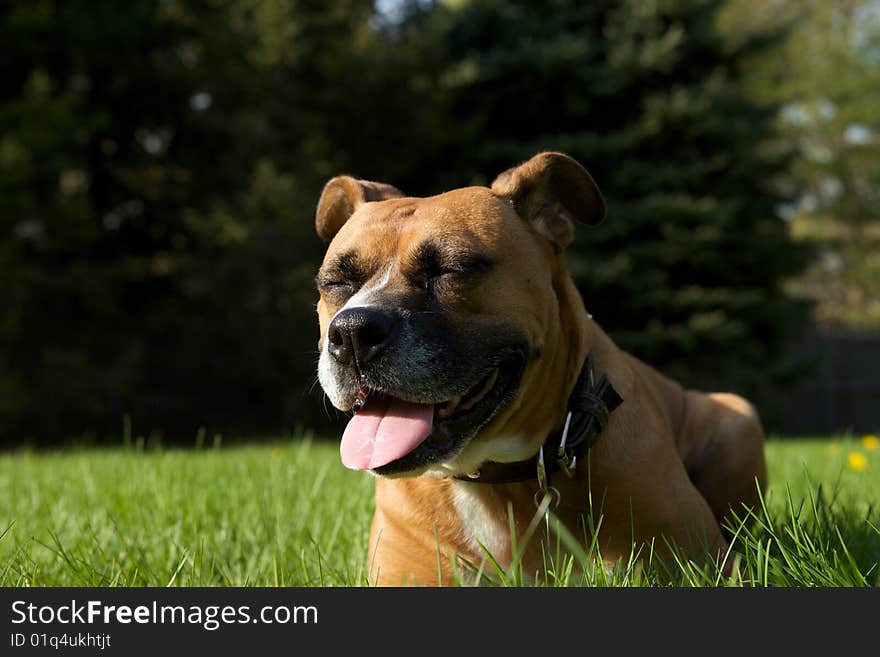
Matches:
[[454, 254, 493, 274], [411, 241, 493, 280], [428, 265, 464, 279], [316, 249, 366, 290], [432, 255, 492, 278], [414, 256, 493, 294], [315, 277, 354, 290]]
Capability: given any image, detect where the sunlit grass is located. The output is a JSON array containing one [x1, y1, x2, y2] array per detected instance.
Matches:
[[1, 436, 878, 586], [1, 439, 374, 586]]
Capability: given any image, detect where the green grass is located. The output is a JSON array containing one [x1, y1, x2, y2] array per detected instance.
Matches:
[[1, 436, 878, 586]]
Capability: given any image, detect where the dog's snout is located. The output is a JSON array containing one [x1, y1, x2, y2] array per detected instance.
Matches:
[[328, 307, 400, 368]]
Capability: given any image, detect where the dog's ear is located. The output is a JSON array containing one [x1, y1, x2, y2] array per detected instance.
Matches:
[[491, 152, 606, 250], [315, 176, 404, 241]]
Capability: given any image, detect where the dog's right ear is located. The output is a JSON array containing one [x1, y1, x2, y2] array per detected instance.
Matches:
[[315, 176, 404, 241]]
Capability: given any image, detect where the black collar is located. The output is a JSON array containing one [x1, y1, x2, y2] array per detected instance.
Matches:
[[454, 353, 623, 486]]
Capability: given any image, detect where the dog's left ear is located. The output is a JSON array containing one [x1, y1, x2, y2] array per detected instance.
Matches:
[[315, 176, 404, 241], [491, 152, 606, 250]]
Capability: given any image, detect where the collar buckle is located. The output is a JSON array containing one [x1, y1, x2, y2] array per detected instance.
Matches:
[[534, 446, 560, 510], [555, 410, 578, 478]]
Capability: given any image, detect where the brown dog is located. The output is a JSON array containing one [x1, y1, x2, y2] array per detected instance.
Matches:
[[313, 152, 766, 585]]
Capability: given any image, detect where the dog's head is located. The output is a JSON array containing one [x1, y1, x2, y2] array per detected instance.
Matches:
[[314, 152, 605, 477]]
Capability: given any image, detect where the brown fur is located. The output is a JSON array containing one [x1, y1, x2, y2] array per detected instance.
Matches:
[[314, 153, 766, 585]]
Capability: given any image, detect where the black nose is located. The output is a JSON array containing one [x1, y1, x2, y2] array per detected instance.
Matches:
[[327, 307, 400, 368]]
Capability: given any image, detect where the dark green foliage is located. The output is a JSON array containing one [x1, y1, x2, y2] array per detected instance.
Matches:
[[418, 0, 812, 414], [0, 1, 335, 440], [0, 0, 809, 443]]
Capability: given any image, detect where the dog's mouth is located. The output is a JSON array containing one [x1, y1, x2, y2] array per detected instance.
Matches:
[[339, 355, 523, 475]]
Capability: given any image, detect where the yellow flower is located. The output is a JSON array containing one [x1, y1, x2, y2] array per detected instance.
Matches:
[[847, 452, 868, 472], [861, 435, 878, 451], [271, 447, 283, 459]]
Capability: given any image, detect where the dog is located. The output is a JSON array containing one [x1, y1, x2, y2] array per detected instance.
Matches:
[[313, 152, 766, 585]]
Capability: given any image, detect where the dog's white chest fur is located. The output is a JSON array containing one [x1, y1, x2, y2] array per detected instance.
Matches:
[[451, 483, 509, 565]]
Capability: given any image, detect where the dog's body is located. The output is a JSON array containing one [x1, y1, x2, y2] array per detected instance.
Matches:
[[313, 153, 766, 585]]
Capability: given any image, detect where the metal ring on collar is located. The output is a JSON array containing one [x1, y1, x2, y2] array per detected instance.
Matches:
[[533, 486, 561, 511]]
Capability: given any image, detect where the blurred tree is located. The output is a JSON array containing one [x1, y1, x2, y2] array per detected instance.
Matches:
[[0, 0, 815, 442], [722, 0, 880, 230], [721, 0, 880, 328], [0, 0, 380, 442], [0, 0, 185, 440], [407, 0, 812, 419]]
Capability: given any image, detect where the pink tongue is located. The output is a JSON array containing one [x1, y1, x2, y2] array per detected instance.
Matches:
[[340, 396, 435, 470]]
